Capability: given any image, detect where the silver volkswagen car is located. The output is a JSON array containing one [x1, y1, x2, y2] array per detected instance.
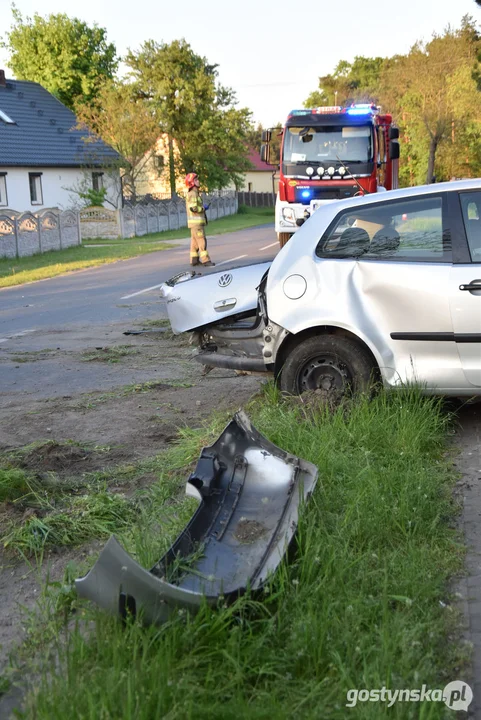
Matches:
[[160, 179, 481, 397]]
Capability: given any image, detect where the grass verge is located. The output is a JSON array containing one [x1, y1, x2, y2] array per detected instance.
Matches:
[[11, 387, 466, 719], [0, 207, 274, 288]]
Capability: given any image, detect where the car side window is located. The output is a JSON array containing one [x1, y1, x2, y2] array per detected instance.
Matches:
[[459, 191, 481, 262], [316, 196, 451, 263]]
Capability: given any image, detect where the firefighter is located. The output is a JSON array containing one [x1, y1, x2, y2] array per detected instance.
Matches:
[[185, 173, 215, 267]]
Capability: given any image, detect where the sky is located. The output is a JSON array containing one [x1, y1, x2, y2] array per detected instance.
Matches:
[[0, 0, 479, 127]]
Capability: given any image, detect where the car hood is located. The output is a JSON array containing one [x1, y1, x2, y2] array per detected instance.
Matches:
[[160, 262, 271, 333]]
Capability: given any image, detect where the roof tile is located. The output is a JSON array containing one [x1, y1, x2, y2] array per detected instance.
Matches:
[[0, 78, 121, 167]]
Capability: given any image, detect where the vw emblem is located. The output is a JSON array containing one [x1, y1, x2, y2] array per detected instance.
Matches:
[[218, 273, 233, 287]]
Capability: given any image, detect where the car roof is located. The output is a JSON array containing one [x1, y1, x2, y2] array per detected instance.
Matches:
[[339, 178, 481, 208], [299, 178, 481, 235]]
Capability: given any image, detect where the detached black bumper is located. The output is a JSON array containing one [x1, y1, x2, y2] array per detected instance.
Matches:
[[75, 411, 317, 625]]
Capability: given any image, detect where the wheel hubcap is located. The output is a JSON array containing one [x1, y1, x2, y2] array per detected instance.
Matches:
[[298, 355, 350, 393]]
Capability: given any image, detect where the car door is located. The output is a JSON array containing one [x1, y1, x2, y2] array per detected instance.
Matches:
[[449, 191, 481, 387], [310, 192, 464, 390]]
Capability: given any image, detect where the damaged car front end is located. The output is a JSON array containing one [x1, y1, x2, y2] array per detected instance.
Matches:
[[160, 262, 276, 374]]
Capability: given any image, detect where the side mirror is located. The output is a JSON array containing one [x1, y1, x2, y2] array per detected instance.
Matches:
[[389, 127, 399, 140], [261, 130, 271, 143], [260, 144, 270, 164], [389, 140, 400, 160]]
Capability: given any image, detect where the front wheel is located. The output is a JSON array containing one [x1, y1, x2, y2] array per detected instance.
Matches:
[[277, 232, 292, 249], [279, 335, 375, 397]]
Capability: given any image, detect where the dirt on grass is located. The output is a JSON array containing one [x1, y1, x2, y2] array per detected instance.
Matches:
[[0, 319, 264, 706]]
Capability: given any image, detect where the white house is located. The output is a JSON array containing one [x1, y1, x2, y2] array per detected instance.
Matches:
[[0, 70, 122, 212], [239, 148, 278, 194]]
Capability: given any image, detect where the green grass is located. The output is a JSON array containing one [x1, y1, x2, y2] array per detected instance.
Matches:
[[2, 490, 135, 553], [0, 207, 274, 288], [0, 467, 32, 502], [16, 387, 466, 719]]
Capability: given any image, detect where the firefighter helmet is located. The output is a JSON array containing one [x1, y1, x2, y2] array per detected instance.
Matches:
[[185, 173, 198, 188]]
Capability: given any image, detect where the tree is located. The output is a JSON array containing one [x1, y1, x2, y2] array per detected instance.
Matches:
[[304, 56, 387, 108], [1, 6, 118, 109], [125, 39, 252, 193], [75, 80, 160, 200], [379, 17, 481, 183]]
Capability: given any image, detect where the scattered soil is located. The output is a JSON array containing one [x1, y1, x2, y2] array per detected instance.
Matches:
[[14, 442, 132, 477], [0, 319, 264, 700], [234, 518, 267, 544]]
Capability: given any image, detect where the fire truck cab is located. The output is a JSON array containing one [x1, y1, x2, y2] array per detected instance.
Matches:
[[261, 104, 400, 246]]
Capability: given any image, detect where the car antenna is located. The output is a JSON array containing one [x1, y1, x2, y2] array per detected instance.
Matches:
[[336, 154, 370, 195]]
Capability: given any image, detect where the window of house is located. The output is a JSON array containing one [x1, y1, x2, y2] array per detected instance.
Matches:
[[460, 191, 481, 262], [248, 182, 253, 192], [316, 195, 450, 263], [29, 173, 43, 205], [0, 174, 7, 206], [92, 172, 104, 191]]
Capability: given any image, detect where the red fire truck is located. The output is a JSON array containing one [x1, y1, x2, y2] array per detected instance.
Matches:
[[261, 104, 400, 246]]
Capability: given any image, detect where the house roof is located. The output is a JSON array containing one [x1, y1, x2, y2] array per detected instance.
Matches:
[[0, 77, 121, 168], [247, 147, 277, 172]]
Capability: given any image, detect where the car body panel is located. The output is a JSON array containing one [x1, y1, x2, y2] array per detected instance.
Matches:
[[449, 265, 481, 386], [160, 263, 270, 334], [75, 411, 317, 625]]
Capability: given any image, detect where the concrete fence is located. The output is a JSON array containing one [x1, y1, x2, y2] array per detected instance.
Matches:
[[0, 208, 81, 259], [0, 194, 238, 258], [80, 194, 238, 240]]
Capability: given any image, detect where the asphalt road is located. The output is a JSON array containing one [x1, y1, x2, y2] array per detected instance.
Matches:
[[0, 224, 277, 340]]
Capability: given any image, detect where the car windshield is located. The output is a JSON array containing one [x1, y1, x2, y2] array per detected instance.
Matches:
[[283, 125, 372, 164]]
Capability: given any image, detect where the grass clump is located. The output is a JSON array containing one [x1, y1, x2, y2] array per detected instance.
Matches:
[[2, 489, 135, 553], [21, 388, 465, 719], [0, 468, 32, 502], [81, 345, 138, 363]]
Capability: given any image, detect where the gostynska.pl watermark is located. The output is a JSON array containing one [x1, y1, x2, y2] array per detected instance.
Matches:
[[346, 680, 473, 712]]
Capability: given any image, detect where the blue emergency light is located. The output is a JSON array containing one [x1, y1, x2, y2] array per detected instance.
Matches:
[[301, 190, 311, 198], [346, 104, 377, 116]]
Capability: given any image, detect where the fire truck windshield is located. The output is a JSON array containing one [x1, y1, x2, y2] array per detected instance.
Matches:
[[283, 125, 372, 164]]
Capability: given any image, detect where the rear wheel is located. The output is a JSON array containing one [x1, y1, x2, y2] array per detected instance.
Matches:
[[277, 232, 292, 249], [279, 335, 374, 397]]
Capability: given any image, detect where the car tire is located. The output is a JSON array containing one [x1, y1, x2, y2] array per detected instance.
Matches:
[[278, 233, 292, 249], [279, 334, 375, 397]]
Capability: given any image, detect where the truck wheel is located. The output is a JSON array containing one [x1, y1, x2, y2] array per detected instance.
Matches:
[[279, 335, 374, 397], [277, 233, 292, 249]]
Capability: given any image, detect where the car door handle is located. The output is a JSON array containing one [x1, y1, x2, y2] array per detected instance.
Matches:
[[459, 280, 481, 292]]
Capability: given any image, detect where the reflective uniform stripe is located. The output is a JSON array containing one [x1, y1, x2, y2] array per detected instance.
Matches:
[[186, 188, 206, 228]]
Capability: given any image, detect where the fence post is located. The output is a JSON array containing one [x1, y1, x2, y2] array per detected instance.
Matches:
[[37, 215, 43, 253], [58, 212, 63, 249], [118, 209, 124, 238], [14, 217, 19, 258], [76, 211, 82, 245]]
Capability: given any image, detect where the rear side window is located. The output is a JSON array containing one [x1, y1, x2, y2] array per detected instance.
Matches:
[[316, 195, 451, 263], [459, 191, 481, 262]]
